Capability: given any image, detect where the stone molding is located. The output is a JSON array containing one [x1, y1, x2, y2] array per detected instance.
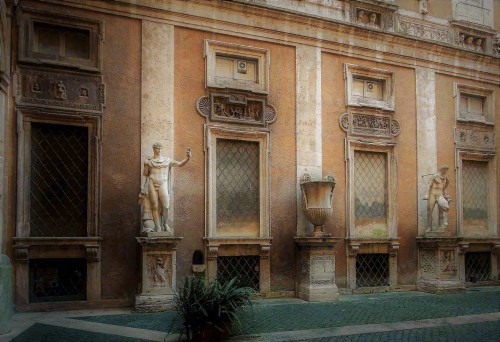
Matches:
[[340, 111, 400, 139], [17, 7, 103, 72], [205, 125, 270, 239], [15, 67, 105, 114], [455, 149, 496, 239], [345, 139, 398, 241], [196, 93, 277, 126], [204, 39, 270, 94]]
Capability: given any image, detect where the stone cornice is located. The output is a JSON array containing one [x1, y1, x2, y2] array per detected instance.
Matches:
[[31, 0, 499, 83]]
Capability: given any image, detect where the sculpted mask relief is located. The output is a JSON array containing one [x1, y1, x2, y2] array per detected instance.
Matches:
[[138, 143, 191, 234]]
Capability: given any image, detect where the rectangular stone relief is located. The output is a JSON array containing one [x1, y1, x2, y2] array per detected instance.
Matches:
[[210, 93, 266, 125], [398, 15, 452, 44], [310, 255, 335, 285], [16, 67, 105, 113], [455, 128, 495, 151], [143, 252, 173, 295]]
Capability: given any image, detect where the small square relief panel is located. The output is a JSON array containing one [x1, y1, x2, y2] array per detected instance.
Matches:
[[345, 64, 394, 111], [205, 40, 270, 94]]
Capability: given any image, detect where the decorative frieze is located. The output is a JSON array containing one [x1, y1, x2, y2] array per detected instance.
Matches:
[[340, 112, 400, 139], [455, 128, 495, 151], [196, 93, 276, 126], [15, 67, 105, 113], [397, 15, 451, 44]]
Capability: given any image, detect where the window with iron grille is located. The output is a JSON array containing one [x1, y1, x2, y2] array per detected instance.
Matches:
[[354, 151, 387, 234], [465, 252, 491, 282], [356, 254, 389, 287], [462, 160, 488, 223], [29, 258, 87, 303], [216, 139, 260, 236], [217, 256, 260, 291], [30, 122, 88, 237]]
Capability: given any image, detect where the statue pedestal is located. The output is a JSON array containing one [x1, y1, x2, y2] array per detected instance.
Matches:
[[294, 237, 342, 302], [416, 237, 465, 294], [135, 235, 182, 312]]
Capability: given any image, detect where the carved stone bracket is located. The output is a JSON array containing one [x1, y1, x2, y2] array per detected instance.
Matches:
[[455, 128, 495, 152], [207, 245, 219, 261], [15, 67, 105, 113], [260, 244, 271, 259], [348, 243, 361, 257], [14, 245, 29, 263], [340, 112, 400, 139], [196, 93, 277, 126], [85, 244, 100, 262]]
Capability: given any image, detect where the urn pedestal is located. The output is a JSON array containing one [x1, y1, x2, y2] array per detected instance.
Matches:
[[295, 237, 342, 302], [416, 237, 465, 293], [135, 234, 182, 312]]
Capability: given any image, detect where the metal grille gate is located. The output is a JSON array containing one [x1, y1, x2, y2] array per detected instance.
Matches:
[[30, 122, 88, 237], [217, 256, 260, 291], [465, 252, 491, 282], [356, 254, 389, 287]]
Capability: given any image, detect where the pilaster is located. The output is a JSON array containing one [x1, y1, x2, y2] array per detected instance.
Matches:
[[416, 67, 437, 236], [296, 45, 322, 236]]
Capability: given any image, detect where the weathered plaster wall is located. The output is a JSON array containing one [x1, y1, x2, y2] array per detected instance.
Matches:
[[99, 14, 141, 301], [173, 27, 297, 291], [321, 53, 418, 286]]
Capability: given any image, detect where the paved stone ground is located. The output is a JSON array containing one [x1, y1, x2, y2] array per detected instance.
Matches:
[[1, 287, 499, 341]]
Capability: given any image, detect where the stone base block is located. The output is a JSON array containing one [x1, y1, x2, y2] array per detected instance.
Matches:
[[417, 280, 466, 294], [0, 254, 13, 335], [135, 294, 173, 312], [297, 284, 339, 302], [294, 237, 342, 302]]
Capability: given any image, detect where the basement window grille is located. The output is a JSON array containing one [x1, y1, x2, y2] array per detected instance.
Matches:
[[465, 252, 491, 282], [356, 253, 389, 287], [29, 258, 86, 303], [217, 256, 260, 292]]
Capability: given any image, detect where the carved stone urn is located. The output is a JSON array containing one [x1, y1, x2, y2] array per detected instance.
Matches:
[[300, 174, 336, 237]]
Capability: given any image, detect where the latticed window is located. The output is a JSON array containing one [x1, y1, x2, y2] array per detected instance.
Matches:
[[354, 151, 387, 226], [465, 252, 491, 282], [217, 256, 260, 291], [29, 258, 87, 303], [216, 139, 260, 235], [356, 254, 389, 287], [462, 160, 488, 222], [30, 122, 88, 237]]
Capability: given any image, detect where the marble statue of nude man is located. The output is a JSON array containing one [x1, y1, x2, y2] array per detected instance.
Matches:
[[139, 142, 191, 233], [426, 165, 451, 231]]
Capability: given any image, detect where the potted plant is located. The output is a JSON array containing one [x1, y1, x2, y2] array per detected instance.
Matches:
[[171, 275, 254, 341]]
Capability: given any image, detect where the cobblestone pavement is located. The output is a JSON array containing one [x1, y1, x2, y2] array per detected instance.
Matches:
[[2, 287, 499, 342]]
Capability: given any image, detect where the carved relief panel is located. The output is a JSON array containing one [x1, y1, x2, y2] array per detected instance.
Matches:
[[340, 112, 400, 140], [143, 252, 173, 295], [349, 1, 397, 32], [15, 67, 105, 113], [197, 93, 276, 126]]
